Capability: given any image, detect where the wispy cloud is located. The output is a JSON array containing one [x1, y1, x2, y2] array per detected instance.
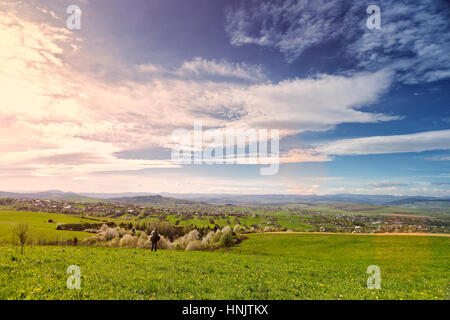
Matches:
[[430, 182, 450, 186], [1, 1, 447, 195], [366, 181, 408, 188], [225, 0, 356, 63], [225, 0, 450, 83], [138, 57, 267, 83], [176, 57, 267, 83], [317, 129, 450, 156], [426, 155, 450, 161], [0, 3, 400, 183]]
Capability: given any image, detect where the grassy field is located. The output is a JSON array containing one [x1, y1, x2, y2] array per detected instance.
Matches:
[[0, 210, 94, 244], [0, 233, 448, 300], [145, 214, 314, 231]]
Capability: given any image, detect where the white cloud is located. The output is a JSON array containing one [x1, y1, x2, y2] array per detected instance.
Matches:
[[37, 6, 60, 20], [137, 57, 266, 83], [427, 155, 450, 161], [225, 0, 450, 83], [279, 149, 331, 163], [231, 69, 397, 132], [0, 3, 401, 191], [366, 181, 408, 188], [225, 0, 353, 63], [318, 130, 450, 155], [176, 57, 267, 82]]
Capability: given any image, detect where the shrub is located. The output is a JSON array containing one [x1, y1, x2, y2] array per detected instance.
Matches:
[[83, 228, 99, 233], [158, 235, 173, 250], [95, 232, 106, 242], [104, 227, 119, 240], [210, 230, 222, 244], [185, 229, 200, 241], [139, 231, 148, 240], [81, 237, 97, 246], [172, 240, 184, 250], [137, 236, 150, 249], [118, 227, 130, 237], [110, 236, 120, 247], [79, 226, 242, 251], [119, 234, 138, 248], [173, 229, 200, 249], [219, 230, 234, 247], [185, 240, 203, 251], [143, 222, 184, 241], [233, 225, 242, 233], [222, 225, 232, 233], [201, 231, 215, 247]]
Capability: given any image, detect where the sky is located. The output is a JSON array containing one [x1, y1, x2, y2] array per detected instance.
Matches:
[[0, 0, 449, 196]]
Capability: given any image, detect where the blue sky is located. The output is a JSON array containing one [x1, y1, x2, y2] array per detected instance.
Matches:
[[0, 0, 449, 195]]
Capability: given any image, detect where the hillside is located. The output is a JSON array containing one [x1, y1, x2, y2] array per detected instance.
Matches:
[[108, 195, 200, 206]]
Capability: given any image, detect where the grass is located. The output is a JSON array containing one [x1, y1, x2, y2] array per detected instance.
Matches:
[[0, 233, 448, 300], [140, 213, 316, 231], [0, 209, 93, 244]]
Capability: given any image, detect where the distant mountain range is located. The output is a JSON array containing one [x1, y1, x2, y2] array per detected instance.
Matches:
[[1, 190, 450, 207], [0, 190, 89, 201], [161, 193, 405, 205]]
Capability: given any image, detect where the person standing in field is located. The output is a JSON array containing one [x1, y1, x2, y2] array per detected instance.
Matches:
[[150, 227, 160, 252]]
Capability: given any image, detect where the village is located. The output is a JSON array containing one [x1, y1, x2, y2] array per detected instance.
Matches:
[[0, 197, 448, 235]]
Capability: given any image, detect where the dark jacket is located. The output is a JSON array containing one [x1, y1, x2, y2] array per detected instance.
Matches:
[[150, 230, 160, 242]]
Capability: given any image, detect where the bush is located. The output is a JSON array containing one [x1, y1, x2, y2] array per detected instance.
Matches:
[[81, 237, 97, 246], [95, 232, 106, 242], [158, 236, 173, 250], [110, 236, 120, 247], [104, 227, 119, 240], [185, 240, 203, 251], [78, 226, 243, 251], [222, 226, 232, 233], [210, 230, 222, 244], [185, 229, 200, 241], [201, 231, 215, 247], [119, 234, 138, 248], [173, 229, 200, 250], [137, 236, 150, 249], [143, 222, 185, 241], [219, 230, 234, 247], [233, 225, 243, 233]]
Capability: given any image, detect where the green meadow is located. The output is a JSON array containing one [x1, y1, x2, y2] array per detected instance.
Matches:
[[0, 210, 93, 244], [150, 213, 314, 231], [1, 233, 448, 300]]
